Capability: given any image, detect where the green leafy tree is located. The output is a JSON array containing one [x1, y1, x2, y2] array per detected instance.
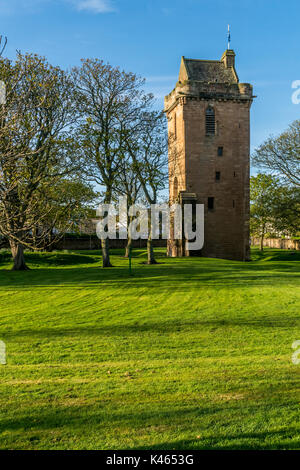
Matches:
[[0, 52, 80, 269], [271, 186, 300, 237], [250, 174, 279, 251], [250, 174, 300, 250], [31, 179, 98, 251]]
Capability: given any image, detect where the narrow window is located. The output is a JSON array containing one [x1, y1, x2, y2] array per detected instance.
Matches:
[[218, 146, 223, 156], [215, 171, 221, 181], [233, 171, 236, 177], [206, 107, 215, 135], [173, 177, 178, 200], [233, 200, 235, 208], [174, 113, 177, 139], [208, 197, 214, 210]]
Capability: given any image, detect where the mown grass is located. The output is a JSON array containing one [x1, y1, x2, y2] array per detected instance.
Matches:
[[0, 247, 299, 450]]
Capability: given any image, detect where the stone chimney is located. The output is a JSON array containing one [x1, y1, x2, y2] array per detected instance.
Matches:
[[221, 49, 235, 69]]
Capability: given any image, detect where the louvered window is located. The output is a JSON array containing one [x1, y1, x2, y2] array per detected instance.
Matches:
[[206, 107, 215, 135]]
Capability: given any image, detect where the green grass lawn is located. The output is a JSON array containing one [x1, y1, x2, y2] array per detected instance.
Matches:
[[0, 247, 299, 450]]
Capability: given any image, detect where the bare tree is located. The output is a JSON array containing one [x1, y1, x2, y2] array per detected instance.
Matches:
[[0, 35, 7, 57], [73, 59, 151, 267], [113, 154, 142, 257], [252, 120, 300, 187], [124, 110, 168, 264]]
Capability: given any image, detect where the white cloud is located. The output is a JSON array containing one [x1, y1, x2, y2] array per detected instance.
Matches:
[[70, 0, 115, 13]]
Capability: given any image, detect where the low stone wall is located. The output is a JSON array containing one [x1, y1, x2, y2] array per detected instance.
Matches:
[[0, 237, 167, 251], [251, 238, 300, 250], [54, 237, 167, 251]]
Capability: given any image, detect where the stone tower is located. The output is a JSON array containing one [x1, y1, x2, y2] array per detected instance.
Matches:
[[164, 49, 254, 261]]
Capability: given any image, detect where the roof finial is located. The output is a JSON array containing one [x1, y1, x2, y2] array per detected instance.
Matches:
[[227, 24, 231, 50]]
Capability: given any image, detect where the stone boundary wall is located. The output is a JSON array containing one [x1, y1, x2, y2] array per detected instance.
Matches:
[[0, 237, 167, 251], [251, 238, 300, 250], [3, 236, 298, 252], [54, 237, 167, 251]]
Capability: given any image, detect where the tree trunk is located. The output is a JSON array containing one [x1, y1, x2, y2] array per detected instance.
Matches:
[[147, 237, 157, 265], [124, 215, 133, 258], [101, 238, 112, 267], [10, 241, 29, 271], [260, 233, 264, 252], [124, 237, 132, 258], [100, 190, 113, 268]]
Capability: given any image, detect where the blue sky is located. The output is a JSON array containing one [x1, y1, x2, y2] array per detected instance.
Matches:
[[1, 0, 299, 153]]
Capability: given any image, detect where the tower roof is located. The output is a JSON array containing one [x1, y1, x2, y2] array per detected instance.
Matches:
[[179, 53, 239, 84], [165, 50, 253, 112]]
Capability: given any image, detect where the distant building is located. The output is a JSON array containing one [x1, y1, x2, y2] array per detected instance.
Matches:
[[165, 48, 254, 261]]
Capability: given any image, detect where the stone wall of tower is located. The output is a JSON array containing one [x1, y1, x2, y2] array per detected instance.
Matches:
[[182, 98, 251, 260], [167, 98, 186, 204], [165, 69, 253, 261]]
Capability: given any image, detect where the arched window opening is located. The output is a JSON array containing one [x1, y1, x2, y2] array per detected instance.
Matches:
[[206, 107, 215, 135]]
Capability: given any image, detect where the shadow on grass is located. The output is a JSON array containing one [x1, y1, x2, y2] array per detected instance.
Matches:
[[132, 433, 300, 450], [251, 248, 300, 263], [3, 313, 300, 340], [0, 248, 299, 292], [0, 252, 99, 267], [0, 403, 230, 434], [0, 263, 299, 289], [0, 402, 299, 450]]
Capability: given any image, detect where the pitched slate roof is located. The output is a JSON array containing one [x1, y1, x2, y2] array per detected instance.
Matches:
[[180, 57, 238, 84]]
